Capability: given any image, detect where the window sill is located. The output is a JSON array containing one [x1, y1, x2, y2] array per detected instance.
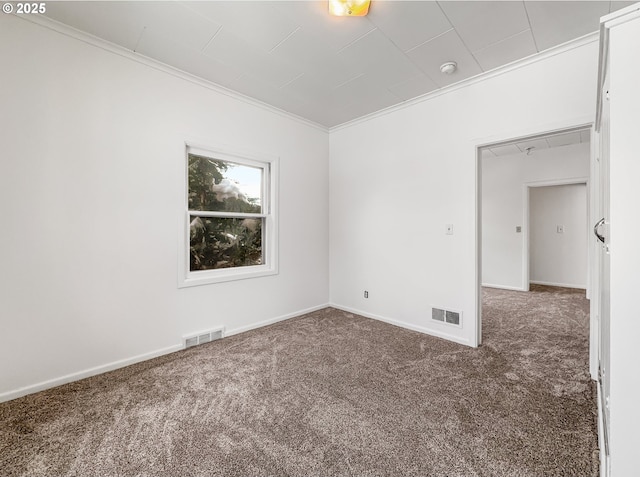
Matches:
[[179, 264, 278, 288]]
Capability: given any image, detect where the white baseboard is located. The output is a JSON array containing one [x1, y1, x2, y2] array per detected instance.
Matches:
[[530, 280, 586, 290], [0, 303, 331, 403], [597, 380, 610, 477], [482, 283, 528, 291], [0, 344, 183, 403], [329, 303, 472, 347], [225, 303, 330, 337]]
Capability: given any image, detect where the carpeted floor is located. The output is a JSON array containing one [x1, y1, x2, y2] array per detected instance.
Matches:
[[0, 285, 598, 476]]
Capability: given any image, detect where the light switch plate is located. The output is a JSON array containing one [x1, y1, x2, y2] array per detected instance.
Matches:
[[557, 225, 564, 234], [446, 224, 453, 235]]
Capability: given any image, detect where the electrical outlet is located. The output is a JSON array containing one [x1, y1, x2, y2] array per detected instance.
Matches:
[[557, 225, 564, 234], [446, 224, 453, 235], [516, 226, 522, 233], [364, 290, 369, 298]]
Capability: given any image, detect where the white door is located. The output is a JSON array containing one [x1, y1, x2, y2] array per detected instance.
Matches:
[[596, 63, 611, 470]]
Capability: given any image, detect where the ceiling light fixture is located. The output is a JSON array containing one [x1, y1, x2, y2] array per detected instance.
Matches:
[[440, 61, 457, 75], [329, 0, 371, 16]]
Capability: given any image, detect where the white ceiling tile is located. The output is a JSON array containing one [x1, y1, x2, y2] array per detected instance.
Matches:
[[203, 29, 302, 88], [41, 1, 620, 128], [439, 1, 530, 52], [230, 73, 306, 113], [274, 0, 376, 52], [136, 1, 221, 51], [135, 28, 242, 89], [325, 74, 373, 109], [304, 57, 363, 91], [406, 29, 483, 87], [525, 1, 610, 51], [183, 1, 299, 52], [284, 78, 391, 125], [489, 144, 522, 156], [270, 28, 359, 89], [546, 132, 583, 148], [514, 138, 550, 153], [284, 101, 340, 127], [269, 27, 328, 64], [44, 2, 145, 50], [181, 1, 232, 23], [367, 1, 452, 52], [328, 74, 400, 112], [473, 30, 537, 71], [280, 74, 333, 104], [324, 107, 365, 128], [337, 29, 387, 68], [338, 29, 423, 87], [332, 88, 402, 124], [46, 2, 220, 51], [387, 75, 439, 102]]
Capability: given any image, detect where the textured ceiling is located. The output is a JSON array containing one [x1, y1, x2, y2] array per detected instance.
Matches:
[[43, 1, 633, 128]]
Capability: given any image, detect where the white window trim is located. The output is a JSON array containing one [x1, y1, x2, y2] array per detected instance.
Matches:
[[179, 142, 279, 288]]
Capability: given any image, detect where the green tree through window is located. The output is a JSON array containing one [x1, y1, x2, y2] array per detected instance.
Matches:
[[188, 154, 264, 271]]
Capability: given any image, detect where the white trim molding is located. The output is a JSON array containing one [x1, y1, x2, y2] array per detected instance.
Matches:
[[529, 280, 587, 290], [482, 283, 528, 292], [179, 142, 279, 288], [330, 303, 473, 348], [0, 303, 331, 403], [12, 13, 328, 133], [0, 344, 183, 403], [475, 122, 593, 353], [332, 33, 599, 132], [597, 379, 611, 477], [225, 303, 330, 337], [13, 12, 599, 134]]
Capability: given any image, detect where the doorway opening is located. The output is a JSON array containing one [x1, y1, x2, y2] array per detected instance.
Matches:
[[475, 124, 593, 350], [526, 181, 588, 290]]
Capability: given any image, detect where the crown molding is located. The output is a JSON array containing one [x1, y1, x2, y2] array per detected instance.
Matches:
[[330, 31, 600, 132], [13, 12, 600, 135], [13, 13, 329, 133]]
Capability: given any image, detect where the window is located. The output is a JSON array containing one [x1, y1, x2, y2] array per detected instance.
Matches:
[[180, 144, 278, 287]]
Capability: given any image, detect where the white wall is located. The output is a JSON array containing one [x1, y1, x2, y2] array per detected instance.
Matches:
[[530, 183, 588, 288], [0, 15, 329, 399], [607, 9, 640, 476], [330, 39, 598, 346], [482, 143, 589, 290]]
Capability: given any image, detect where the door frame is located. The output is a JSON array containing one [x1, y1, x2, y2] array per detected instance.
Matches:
[[474, 116, 593, 349]]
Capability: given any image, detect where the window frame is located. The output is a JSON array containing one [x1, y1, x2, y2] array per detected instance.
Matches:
[[179, 143, 278, 288]]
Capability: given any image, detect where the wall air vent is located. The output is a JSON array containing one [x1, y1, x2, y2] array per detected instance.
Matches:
[[432, 307, 462, 327], [183, 327, 224, 349], [185, 336, 198, 348]]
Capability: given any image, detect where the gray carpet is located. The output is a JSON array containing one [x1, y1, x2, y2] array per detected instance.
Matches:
[[0, 285, 598, 476]]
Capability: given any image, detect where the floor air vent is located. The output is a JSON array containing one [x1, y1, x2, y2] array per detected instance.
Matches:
[[183, 327, 224, 349], [432, 307, 462, 327]]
